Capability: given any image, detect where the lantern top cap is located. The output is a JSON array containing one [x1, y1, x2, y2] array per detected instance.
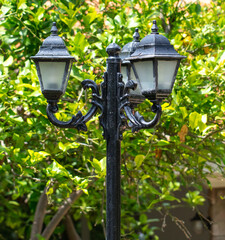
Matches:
[[50, 22, 58, 36], [140, 20, 170, 47], [125, 20, 186, 61], [120, 28, 141, 61], [133, 28, 140, 42], [151, 20, 159, 34], [31, 22, 75, 61]]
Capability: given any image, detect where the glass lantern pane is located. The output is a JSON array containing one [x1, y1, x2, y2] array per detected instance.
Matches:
[[121, 66, 128, 84], [130, 64, 142, 96], [157, 60, 178, 90], [39, 62, 66, 91], [133, 61, 154, 91], [63, 61, 73, 93], [121, 65, 142, 96]]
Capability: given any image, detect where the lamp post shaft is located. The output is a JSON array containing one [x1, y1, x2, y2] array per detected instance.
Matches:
[[106, 138, 121, 240], [105, 44, 122, 240]]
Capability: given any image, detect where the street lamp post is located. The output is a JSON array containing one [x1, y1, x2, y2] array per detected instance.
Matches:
[[31, 20, 185, 239]]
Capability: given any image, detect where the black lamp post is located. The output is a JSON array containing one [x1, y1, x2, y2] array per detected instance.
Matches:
[[31, 20, 185, 240]]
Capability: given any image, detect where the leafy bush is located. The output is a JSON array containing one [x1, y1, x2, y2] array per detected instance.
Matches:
[[0, 0, 224, 239]]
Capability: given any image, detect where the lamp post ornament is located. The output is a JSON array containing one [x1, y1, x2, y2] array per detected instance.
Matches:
[[31, 20, 185, 240]]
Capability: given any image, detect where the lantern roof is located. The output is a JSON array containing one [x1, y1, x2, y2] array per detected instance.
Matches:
[[31, 22, 75, 61], [127, 20, 186, 60], [120, 28, 140, 61]]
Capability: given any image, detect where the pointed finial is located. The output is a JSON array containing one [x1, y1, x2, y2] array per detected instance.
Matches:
[[151, 20, 159, 34], [51, 22, 58, 36], [133, 28, 140, 42]]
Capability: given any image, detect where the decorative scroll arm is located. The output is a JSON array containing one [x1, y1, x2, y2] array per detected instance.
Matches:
[[46, 80, 101, 131], [124, 101, 162, 132], [46, 102, 87, 130], [120, 80, 162, 132]]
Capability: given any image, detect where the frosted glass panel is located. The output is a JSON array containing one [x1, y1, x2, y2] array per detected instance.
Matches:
[[121, 66, 142, 96], [39, 62, 66, 91], [134, 61, 154, 91], [130, 65, 142, 95], [121, 66, 128, 84], [63, 61, 72, 93], [158, 60, 177, 90]]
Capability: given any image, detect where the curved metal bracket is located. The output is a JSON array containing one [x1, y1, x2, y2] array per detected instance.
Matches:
[[124, 102, 162, 132], [121, 80, 162, 132], [46, 80, 101, 131]]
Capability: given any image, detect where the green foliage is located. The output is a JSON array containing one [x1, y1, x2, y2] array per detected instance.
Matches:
[[183, 191, 205, 207], [0, 0, 225, 239]]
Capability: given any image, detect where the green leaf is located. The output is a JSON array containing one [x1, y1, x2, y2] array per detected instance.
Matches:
[[200, 87, 212, 94], [35, 8, 45, 22], [179, 107, 188, 119], [202, 114, 207, 124], [1, 5, 12, 15], [83, 189, 88, 195], [127, 16, 139, 28], [100, 157, 106, 176], [221, 102, 225, 112], [161, 195, 180, 202], [189, 111, 201, 129], [91, 158, 102, 174], [198, 121, 206, 132], [148, 199, 160, 209], [17, 0, 27, 9], [46, 161, 71, 178], [134, 155, 145, 169], [183, 191, 205, 206], [73, 32, 89, 53], [141, 175, 150, 181], [157, 140, 170, 146], [46, 187, 54, 195], [3, 56, 13, 67], [140, 214, 147, 223], [8, 201, 20, 206], [148, 185, 161, 196], [83, 6, 98, 25]]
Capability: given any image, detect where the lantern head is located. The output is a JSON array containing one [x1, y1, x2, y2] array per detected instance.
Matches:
[[125, 20, 186, 101], [31, 22, 75, 102]]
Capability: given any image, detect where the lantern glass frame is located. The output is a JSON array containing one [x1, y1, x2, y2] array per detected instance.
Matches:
[[122, 57, 181, 101], [33, 58, 73, 101], [131, 58, 181, 100], [123, 20, 185, 101]]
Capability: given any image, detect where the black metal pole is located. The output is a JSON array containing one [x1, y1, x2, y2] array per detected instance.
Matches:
[[105, 43, 122, 240]]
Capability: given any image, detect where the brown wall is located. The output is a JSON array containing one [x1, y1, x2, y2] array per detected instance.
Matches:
[[210, 188, 225, 240], [150, 188, 210, 240]]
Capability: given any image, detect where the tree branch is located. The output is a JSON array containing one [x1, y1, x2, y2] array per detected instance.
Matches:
[[65, 214, 81, 240], [30, 187, 48, 240], [180, 143, 211, 162], [196, 127, 225, 148], [41, 189, 83, 240], [81, 214, 90, 240]]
